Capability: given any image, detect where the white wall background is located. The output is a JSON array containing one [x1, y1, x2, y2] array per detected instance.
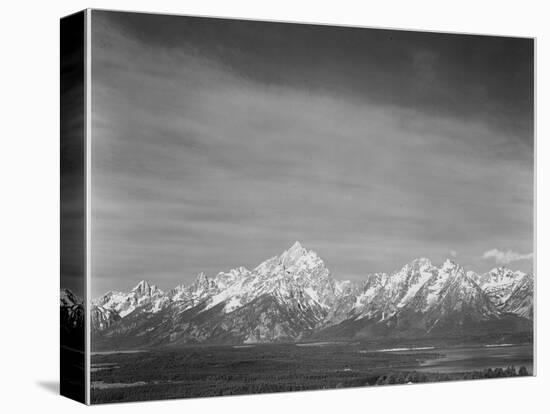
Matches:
[[0, 0, 547, 412]]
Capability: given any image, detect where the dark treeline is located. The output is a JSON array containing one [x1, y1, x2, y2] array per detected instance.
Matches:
[[373, 366, 530, 385], [92, 366, 530, 403], [90, 343, 532, 403]]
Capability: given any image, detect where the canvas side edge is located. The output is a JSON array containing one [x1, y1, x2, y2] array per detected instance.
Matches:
[[60, 9, 87, 404]]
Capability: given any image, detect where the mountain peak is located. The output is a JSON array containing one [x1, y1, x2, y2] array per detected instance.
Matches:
[[489, 266, 517, 275], [194, 272, 213, 290], [288, 241, 304, 253], [60, 288, 82, 306], [133, 279, 150, 289], [132, 280, 158, 295], [280, 241, 309, 267], [409, 257, 433, 268], [442, 258, 458, 270], [87, 249, 534, 346]]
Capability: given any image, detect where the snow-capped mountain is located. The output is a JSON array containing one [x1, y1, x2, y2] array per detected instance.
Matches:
[[65, 242, 533, 349], [394, 260, 502, 335], [60, 289, 85, 349], [93, 242, 336, 347], [202, 242, 336, 316], [93, 280, 168, 318], [350, 257, 438, 322], [91, 305, 121, 331], [60, 288, 84, 329], [474, 267, 527, 308], [501, 272, 534, 319]]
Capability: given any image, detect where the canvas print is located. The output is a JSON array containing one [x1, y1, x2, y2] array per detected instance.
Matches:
[[60, 9, 534, 405]]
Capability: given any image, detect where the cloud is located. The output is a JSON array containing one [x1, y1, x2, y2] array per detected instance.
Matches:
[[482, 249, 533, 265], [88, 13, 534, 296], [449, 250, 458, 258]]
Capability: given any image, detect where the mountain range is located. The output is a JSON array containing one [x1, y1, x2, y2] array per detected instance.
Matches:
[[60, 242, 533, 349]]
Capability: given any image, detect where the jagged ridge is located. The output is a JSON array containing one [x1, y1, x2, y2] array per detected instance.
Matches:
[[61, 242, 533, 349]]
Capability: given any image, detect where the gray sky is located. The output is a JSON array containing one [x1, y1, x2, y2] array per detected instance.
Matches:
[[90, 11, 534, 297]]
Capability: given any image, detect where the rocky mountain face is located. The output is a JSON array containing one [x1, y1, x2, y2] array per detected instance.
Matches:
[[501, 272, 534, 319], [60, 289, 84, 330], [60, 289, 85, 349], [90, 305, 121, 331], [62, 242, 534, 349], [93, 280, 167, 317], [473, 267, 527, 307]]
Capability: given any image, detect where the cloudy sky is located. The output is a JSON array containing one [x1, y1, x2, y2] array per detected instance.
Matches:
[[90, 11, 533, 297]]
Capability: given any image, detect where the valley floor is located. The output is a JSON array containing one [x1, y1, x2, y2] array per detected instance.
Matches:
[[90, 333, 533, 404]]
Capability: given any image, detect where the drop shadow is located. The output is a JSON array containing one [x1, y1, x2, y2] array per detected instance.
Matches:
[[36, 380, 59, 395]]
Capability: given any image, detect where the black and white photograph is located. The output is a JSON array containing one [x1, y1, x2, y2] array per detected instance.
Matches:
[[57, 8, 538, 404], [5, 1, 548, 412]]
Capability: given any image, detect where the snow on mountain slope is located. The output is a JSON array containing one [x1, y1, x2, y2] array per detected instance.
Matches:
[[93, 243, 335, 346], [351, 258, 438, 321], [474, 267, 528, 307], [396, 260, 501, 333], [169, 242, 335, 318], [88, 242, 534, 348], [177, 242, 334, 340], [91, 305, 121, 331], [501, 273, 534, 319], [60, 288, 81, 307], [94, 280, 167, 317], [60, 288, 84, 329], [60, 289, 85, 349], [169, 271, 221, 311]]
